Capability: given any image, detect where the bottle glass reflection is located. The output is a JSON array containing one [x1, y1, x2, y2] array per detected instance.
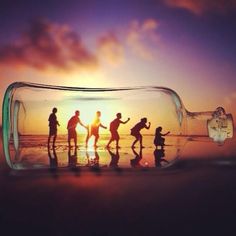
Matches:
[[2, 82, 234, 170]]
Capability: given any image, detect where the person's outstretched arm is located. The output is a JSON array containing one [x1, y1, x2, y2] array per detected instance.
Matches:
[[100, 123, 107, 129], [162, 131, 170, 136], [79, 120, 88, 129], [145, 122, 151, 129], [120, 118, 130, 124]]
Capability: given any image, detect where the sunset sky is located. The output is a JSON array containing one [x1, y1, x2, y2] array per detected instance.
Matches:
[[0, 0, 236, 132]]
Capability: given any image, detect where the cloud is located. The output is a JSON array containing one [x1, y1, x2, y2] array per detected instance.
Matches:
[[97, 18, 160, 63], [164, 0, 236, 15], [97, 32, 124, 66], [126, 18, 160, 60], [0, 18, 98, 71], [0, 18, 161, 73]]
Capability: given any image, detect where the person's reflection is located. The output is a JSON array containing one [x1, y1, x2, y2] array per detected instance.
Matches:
[[68, 148, 78, 168], [86, 149, 100, 168], [107, 147, 120, 168], [154, 148, 169, 167], [48, 146, 58, 169], [130, 147, 143, 168]]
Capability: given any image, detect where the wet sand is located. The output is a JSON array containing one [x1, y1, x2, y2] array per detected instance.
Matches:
[[1, 130, 236, 235], [7, 134, 236, 170]]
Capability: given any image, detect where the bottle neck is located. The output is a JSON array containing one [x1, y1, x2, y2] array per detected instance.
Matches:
[[186, 107, 234, 143], [187, 111, 214, 120]]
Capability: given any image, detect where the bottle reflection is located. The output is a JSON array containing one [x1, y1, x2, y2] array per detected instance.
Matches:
[[86, 149, 100, 168], [48, 146, 58, 169], [68, 148, 78, 168], [107, 147, 120, 168], [130, 147, 143, 168], [154, 148, 169, 168]]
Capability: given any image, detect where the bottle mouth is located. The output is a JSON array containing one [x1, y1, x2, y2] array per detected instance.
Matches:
[[207, 107, 234, 144]]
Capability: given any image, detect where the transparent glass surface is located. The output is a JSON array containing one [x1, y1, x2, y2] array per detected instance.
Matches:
[[2, 82, 235, 170]]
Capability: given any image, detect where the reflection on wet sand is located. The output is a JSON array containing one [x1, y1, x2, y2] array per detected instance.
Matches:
[[154, 148, 169, 168], [48, 146, 58, 169], [45, 140, 180, 170], [107, 148, 120, 168], [68, 148, 78, 168], [47, 145, 175, 170], [130, 147, 143, 168], [86, 149, 100, 168]]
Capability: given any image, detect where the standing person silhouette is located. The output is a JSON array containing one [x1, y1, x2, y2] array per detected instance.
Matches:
[[86, 111, 107, 148], [48, 107, 60, 148], [106, 113, 130, 148], [67, 110, 87, 148], [131, 118, 151, 148]]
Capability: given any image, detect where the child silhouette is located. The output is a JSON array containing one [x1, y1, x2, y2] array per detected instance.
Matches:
[[154, 126, 170, 148]]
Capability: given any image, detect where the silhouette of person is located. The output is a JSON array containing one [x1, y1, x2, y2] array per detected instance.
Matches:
[[48, 107, 60, 148], [130, 147, 143, 167], [154, 126, 170, 148], [154, 148, 169, 168], [106, 113, 130, 148], [107, 147, 120, 168], [131, 118, 151, 148], [67, 110, 87, 148], [86, 111, 107, 147], [48, 145, 58, 169]]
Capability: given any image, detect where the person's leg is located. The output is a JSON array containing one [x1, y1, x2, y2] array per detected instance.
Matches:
[[116, 137, 121, 148], [68, 138, 71, 148], [85, 133, 90, 147], [53, 134, 57, 147], [94, 134, 99, 147], [116, 133, 120, 148], [74, 134, 77, 148], [116, 138, 119, 147], [140, 135, 144, 148], [131, 135, 138, 148], [107, 138, 113, 148], [107, 132, 113, 147], [48, 135, 51, 147]]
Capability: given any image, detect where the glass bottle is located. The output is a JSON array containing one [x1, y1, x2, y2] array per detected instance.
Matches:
[[2, 82, 234, 170]]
